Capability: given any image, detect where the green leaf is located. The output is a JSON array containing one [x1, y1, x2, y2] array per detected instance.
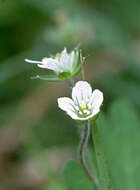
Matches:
[[91, 121, 114, 190], [47, 183, 67, 190], [63, 160, 94, 190], [31, 74, 62, 82], [97, 99, 140, 190]]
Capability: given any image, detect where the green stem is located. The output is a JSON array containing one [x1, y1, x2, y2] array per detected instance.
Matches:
[[67, 79, 75, 88], [80, 49, 85, 80], [91, 121, 114, 190], [79, 121, 99, 190]]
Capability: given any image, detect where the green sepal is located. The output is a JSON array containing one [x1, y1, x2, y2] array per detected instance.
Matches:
[[71, 48, 80, 73], [71, 50, 87, 78], [71, 64, 82, 77], [74, 114, 99, 126], [31, 74, 62, 82], [58, 72, 72, 80]]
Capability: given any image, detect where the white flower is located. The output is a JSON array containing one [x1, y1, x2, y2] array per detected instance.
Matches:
[[57, 81, 103, 121], [25, 48, 75, 75]]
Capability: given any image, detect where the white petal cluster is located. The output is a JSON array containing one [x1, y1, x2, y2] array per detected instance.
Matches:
[[58, 81, 103, 121], [25, 48, 74, 75]]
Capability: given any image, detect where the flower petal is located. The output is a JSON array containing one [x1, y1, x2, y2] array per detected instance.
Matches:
[[87, 107, 100, 119], [89, 89, 103, 110], [66, 110, 80, 120], [57, 97, 75, 113], [37, 58, 59, 72], [60, 48, 72, 71], [25, 59, 42, 64], [42, 58, 57, 65], [72, 81, 92, 105], [57, 97, 79, 120]]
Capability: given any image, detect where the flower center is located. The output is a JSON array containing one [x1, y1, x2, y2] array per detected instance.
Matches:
[[80, 103, 87, 110], [55, 54, 61, 61], [76, 102, 91, 118]]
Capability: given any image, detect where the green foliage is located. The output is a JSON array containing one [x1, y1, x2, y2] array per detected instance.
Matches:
[[63, 160, 94, 190], [47, 183, 67, 190], [92, 122, 114, 190], [31, 74, 62, 82], [97, 100, 140, 190]]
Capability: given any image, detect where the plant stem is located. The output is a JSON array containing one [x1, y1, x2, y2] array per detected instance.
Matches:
[[80, 49, 85, 80], [67, 79, 74, 88], [79, 121, 99, 190]]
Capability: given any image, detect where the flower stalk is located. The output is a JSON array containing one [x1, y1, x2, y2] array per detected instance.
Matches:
[[67, 79, 75, 88], [79, 121, 99, 190], [80, 49, 85, 81]]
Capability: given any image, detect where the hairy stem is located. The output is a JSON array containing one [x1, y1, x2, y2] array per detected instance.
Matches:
[[79, 121, 99, 190], [67, 79, 75, 88]]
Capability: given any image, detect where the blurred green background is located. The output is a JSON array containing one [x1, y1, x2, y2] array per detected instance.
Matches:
[[0, 0, 140, 190]]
